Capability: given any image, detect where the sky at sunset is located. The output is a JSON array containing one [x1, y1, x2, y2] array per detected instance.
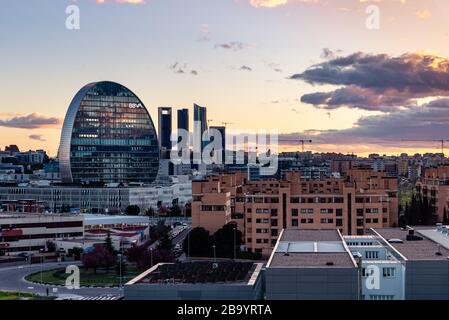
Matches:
[[2, 0, 449, 156]]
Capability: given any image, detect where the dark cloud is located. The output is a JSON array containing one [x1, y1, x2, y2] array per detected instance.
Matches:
[[29, 134, 46, 142], [279, 98, 449, 148], [292, 52, 449, 111], [0, 113, 62, 129], [215, 41, 253, 51], [170, 62, 198, 76], [240, 65, 253, 71]]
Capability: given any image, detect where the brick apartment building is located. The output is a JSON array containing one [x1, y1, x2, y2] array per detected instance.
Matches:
[[192, 168, 398, 256], [416, 165, 449, 222]]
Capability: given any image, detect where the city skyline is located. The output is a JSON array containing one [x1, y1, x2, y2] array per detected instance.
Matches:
[[2, 0, 449, 156]]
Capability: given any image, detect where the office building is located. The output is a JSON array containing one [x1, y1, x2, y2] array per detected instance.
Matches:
[[58, 81, 159, 185], [158, 107, 173, 153], [177, 108, 189, 132], [0, 180, 192, 214], [0, 212, 84, 255], [193, 104, 207, 153]]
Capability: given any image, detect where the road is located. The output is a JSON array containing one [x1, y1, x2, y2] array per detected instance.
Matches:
[[0, 261, 120, 299]]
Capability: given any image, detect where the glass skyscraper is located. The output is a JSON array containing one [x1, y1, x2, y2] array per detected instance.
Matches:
[[58, 81, 159, 185]]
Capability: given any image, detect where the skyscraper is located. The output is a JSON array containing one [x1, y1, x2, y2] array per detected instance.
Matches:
[[193, 104, 207, 153], [158, 107, 172, 153], [59, 81, 159, 185], [177, 108, 189, 132]]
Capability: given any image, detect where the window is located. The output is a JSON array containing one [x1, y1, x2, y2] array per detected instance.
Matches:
[[271, 209, 278, 216], [336, 208, 343, 216], [383, 267, 395, 278], [320, 218, 333, 224], [369, 295, 394, 301], [291, 208, 299, 217], [365, 251, 379, 259], [292, 219, 299, 227]]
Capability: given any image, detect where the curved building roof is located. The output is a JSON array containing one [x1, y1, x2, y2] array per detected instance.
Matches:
[[58, 81, 159, 185]]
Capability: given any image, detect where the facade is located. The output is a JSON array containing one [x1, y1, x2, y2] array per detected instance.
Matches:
[[416, 165, 449, 222], [193, 104, 207, 153], [177, 108, 189, 132], [192, 168, 398, 256], [158, 107, 172, 152], [265, 229, 360, 300], [59, 81, 159, 185], [124, 261, 263, 300], [0, 182, 192, 214], [0, 213, 84, 255]]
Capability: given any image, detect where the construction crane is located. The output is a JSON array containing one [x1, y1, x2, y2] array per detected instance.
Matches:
[[278, 138, 313, 153], [401, 139, 449, 156]]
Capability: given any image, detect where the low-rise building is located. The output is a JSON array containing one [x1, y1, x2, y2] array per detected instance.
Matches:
[[0, 212, 84, 255], [124, 261, 264, 300], [265, 229, 360, 300]]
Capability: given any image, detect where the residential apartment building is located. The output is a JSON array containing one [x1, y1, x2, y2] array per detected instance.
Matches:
[[416, 165, 449, 222], [192, 168, 398, 256]]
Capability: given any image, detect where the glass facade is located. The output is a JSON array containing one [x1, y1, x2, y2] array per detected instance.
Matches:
[[59, 81, 159, 185]]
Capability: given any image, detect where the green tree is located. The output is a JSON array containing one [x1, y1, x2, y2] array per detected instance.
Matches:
[[105, 231, 116, 255], [158, 234, 172, 251], [213, 223, 243, 259], [125, 205, 140, 216], [182, 227, 213, 257]]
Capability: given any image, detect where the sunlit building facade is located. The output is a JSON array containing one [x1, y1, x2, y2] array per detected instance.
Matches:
[[59, 81, 159, 185]]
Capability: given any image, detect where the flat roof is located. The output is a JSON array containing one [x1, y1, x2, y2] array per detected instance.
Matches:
[[280, 229, 342, 242], [374, 228, 449, 261], [127, 261, 263, 285], [269, 229, 357, 268], [269, 252, 355, 268], [83, 214, 151, 225]]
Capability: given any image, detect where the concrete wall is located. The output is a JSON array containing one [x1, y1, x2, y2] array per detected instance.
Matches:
[[405, 260, 449, 300], [266, 267, 359, 300], [124, 281, 263, 300]]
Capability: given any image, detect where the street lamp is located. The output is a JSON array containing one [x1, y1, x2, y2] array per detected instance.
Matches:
[[39, 249, 44, 284], [150, 248, 154, 267], [233, 227, 237, 260], [213, 245, 216, 263], [117, 253, 122, 291]]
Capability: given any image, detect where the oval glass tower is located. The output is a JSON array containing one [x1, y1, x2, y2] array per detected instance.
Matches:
[[58, 81, 159, 185]]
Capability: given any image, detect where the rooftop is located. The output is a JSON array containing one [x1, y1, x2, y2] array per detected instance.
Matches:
[[268, 229, 357, 268], [280, 229, 342, 242], [373, 227, 449, 261], [128, 261, 262, 285]]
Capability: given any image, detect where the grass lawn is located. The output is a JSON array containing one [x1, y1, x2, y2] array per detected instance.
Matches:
[[0, 291, 55, 300], [25, 264, 140, 288]]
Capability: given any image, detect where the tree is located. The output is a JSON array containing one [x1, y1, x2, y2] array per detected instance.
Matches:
[[71, 247, 83, 260], [182, 227, 213, 258], [105, 231, 116, 255], [82, 246, 116, 274], [145, 207, 155, 217], [125, 205, 140, 216], [158, 234, 172, 251], [213, 223, 243, 259], [170, 204, 182, 217], [46, 240, 56, 253], [137, 248, 174, 270]]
